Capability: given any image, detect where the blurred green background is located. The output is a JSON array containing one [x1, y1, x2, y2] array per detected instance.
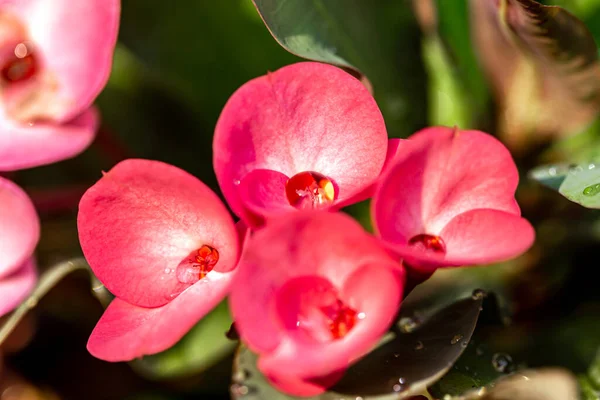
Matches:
[[4, 0, 600, 399]]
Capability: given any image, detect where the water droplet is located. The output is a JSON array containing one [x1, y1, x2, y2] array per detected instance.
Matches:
[[461, 340, 469, 347], [233, 179, 241, 185], [176, 245, 219, 284], [451, 334, 463, 345], [393, 353, 400, 358], [583, 183, 600, 196], [392, 384, 404, 392], [398, 377, 406, 384], [285, 171, 336, 209], [492, 353, 513, 373], [232, 369, 247, 383], [2, 43, 37, 83], [414, 340, 424, 350], [164, 268, 171, 274], [408, 234, 446, 254], [357, 312, 366, 320], [472, 288, 486, 300], [230, 383, 250, 396], [589, 163, 596, 170], [548, 167, 557, 176], [399, 317, 418, 333]]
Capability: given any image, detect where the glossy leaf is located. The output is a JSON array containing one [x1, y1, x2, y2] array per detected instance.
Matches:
[[231, 293, 484, 399], [558, 163, 600, 208], [252, 0, 428, 138], [470, 0, 600, 148], [129, 300, 236, 380]]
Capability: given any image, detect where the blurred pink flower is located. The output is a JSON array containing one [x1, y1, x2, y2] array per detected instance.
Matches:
[[0, 177, 38, 317], [0, 0, 120, 171], [230, 211, 404, 396], [213, 61, 396, 228], [372, 126, 535, 272], [78, 159, 242, 361]]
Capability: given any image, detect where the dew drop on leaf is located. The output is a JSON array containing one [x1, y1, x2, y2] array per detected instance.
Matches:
[[583, 183, 600, 196], [450, 334, 463, 345], [491, 352, 513, 373]]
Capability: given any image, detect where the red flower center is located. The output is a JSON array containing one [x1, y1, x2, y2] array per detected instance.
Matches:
[[176, 245, 220, 284], [1, 43, 37, 83], [285, 171, 335, 209], [408, 234, 446, 254], [277, 276, 360, 342], [320, 299, 358, 340]]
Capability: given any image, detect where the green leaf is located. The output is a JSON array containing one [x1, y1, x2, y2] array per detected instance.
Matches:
[[528, 163, 574, 190], [558, 163, 600, 208], [130, 300, 236, 380], [252, 0, 428, 138], [431, 0, 491, 128], [230, 292, 484, 399]]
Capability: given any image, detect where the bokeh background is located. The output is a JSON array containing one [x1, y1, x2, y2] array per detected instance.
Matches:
[[3, 0, 600, 399]]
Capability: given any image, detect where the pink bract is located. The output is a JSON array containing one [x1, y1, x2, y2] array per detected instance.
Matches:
[[0, 177, 39, 317], [0, 0, 120, 171], [78, 159, 242, 361], [213, 61, 395, 227], [230, 211, 404, 396], [372, 126, 535, 272]]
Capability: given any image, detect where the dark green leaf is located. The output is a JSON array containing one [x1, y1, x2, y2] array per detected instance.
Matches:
[[231, 293, 484, 399], [252, 0, 428, 138]]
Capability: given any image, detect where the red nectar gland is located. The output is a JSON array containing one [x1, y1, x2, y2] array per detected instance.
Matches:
[[408, 234, 446, 254], [321, 299, 358, 340], [285, 171, 336, 209], [1, 43, 37, 83], [194, 245, 219, 279]]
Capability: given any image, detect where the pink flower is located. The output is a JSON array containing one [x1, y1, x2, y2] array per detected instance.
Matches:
[[372, 126, 535, 272], [0, 177, 38, 317], [78, 159, 242, 361], [230, 211, 404, 396], [213, 62, 395, 228], [0, 0, 120, 171]]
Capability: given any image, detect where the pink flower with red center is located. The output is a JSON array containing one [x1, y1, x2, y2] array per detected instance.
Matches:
[[230, 211, 405, 396], [213, 61, 396, 227], [372, 126, 535, 272], [77, 159, 242, 361], [0, 177, 38, 317], [0, 0, 120, 171]]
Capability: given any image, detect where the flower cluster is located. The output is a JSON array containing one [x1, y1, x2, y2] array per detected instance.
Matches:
[[78, 62, 535, 396], [0, 0, 120, 320]]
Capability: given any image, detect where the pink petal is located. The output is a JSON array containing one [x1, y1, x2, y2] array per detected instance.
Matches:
[[3, 0, 120, 122], [373, 126, 521, 243], [381, 209, 535, 272], [440, 208, 535, 265], [78, 159, 239, 308], [0, 258, 36, 318], [229, 211, 403, 394], [0, 177, 39, 277], [87, 270, 236, 361], [238, 168, 295, 225], [0, 107, 98, 171], [337, 138, 409, 209], [214, 62, 388, 219]]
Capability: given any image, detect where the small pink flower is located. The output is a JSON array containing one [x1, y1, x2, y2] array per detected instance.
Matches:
[[78, 159, 241, 361], [372, 126, 535, 272], [213, 62, 395, 227], [0, 0, 120, 171], [230, 211, 404, 396], [0, 177, 38, 317]]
